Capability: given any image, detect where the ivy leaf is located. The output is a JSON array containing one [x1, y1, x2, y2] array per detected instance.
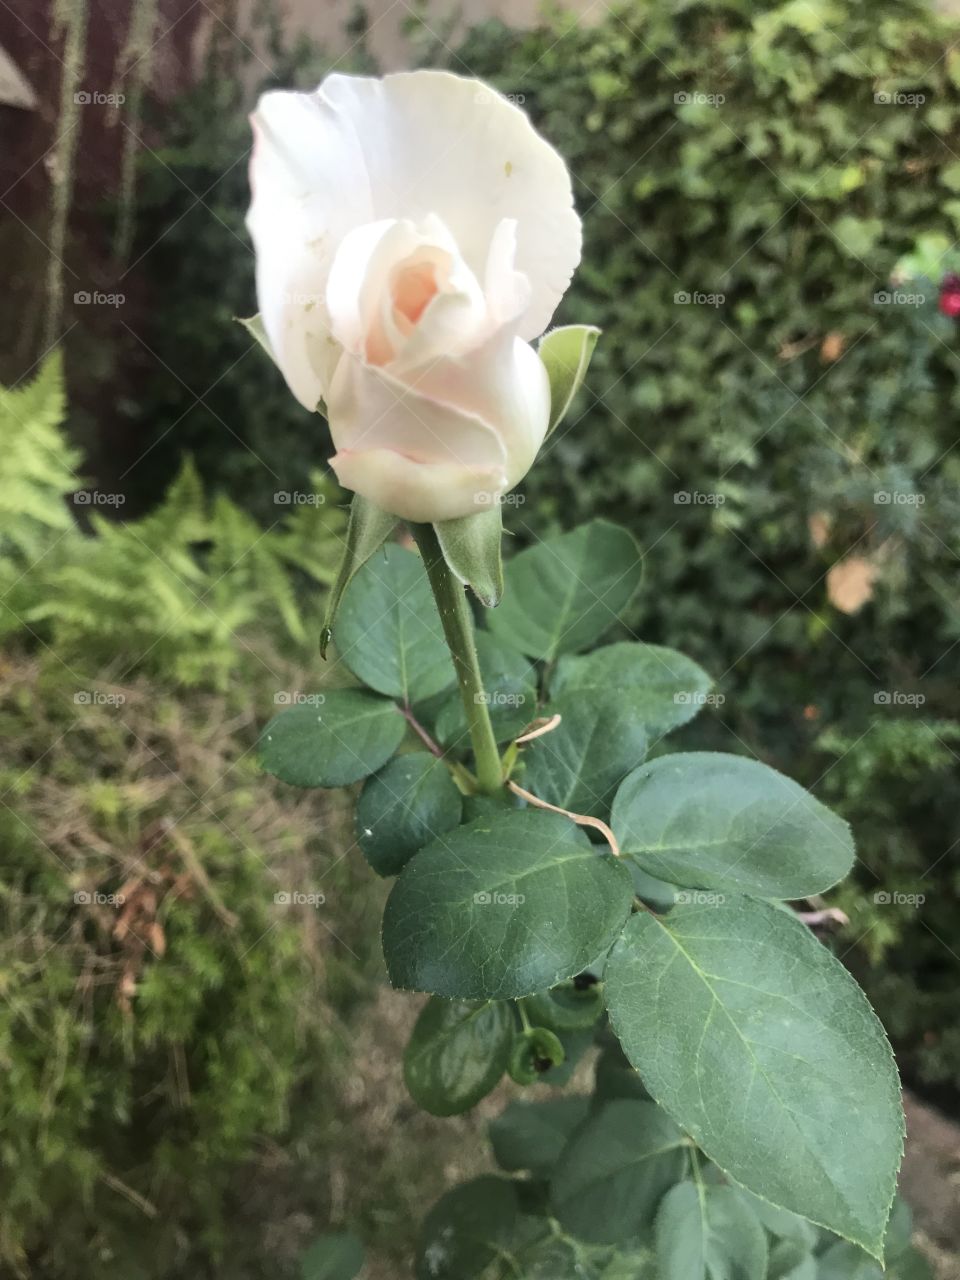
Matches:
[[356, 752, 462, 877], [551, 642, 714, 740], [604, 899, 904, 1259], [432, 505, 504, 607], [538, 324, 601, 435], [523, 687, 648, 817], [381, 810, 633, 1000], [403, 997, 512, 1116], [321, 494, 397, 658], [335, 545, 455, 702], [489, 1097, 591, 1178], [655, 1182, 767, 1280], [434, 631, 537, 749], [611, 753, 855, 899], [488, 521, 643, 660], [258, 691, 405, 787], [549, 1098, 687, 1245]]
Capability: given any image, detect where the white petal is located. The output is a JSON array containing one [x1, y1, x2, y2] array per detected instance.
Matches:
[[319, 71, 581, 341], [396, 329, 551, 488], [330, 449, 506, 524], [484, 218, 532, 329], [246, 90, 373, 409], [326, 351, 509, 474], [326, 213, 487, 370]]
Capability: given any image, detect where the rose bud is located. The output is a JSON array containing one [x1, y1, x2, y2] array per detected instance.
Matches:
[[247, 71, 582, 523]]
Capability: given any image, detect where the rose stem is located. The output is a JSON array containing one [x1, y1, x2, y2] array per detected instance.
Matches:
[[411, 522, 503, 794]]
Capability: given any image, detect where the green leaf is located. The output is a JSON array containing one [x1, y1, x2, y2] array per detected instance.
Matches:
[[551, 642, 715, 740], [489, 1097, 591, 1178], [538, 324, 601, 435], [534, 1026, 593, 1087], [523, 687, 648, 817], [816, 1242, 882, 1280], [403, 997, 512, 1116], [604, 899, 904, 1259], [628, 862, 681, 914], [655, 1182, 767, 1280], [434, 631, 537, 749], [356, 752, 462, 877], [767, 1240, 816, 1280], [381, 810, 634, 999], [890, 1249, 935, 1280], [335, 545, 455, 702], [300, 1234, 363, 1280], [523, 978, 605, 1031], [487, 521, 643, 661], [259, 691, 405, 788], [594, 1044, 651, 1106], [432, 505, 504, 607], [321, 494, 397, 659], [416, 1177, 521, 1280], [736, 1189, 817, 1249], [611, 753, 855, 899], [884, 1196, 913, 1261], [549, 1098, 687, 1245]]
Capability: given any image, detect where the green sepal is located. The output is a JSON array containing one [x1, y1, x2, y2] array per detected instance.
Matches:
[[237, 313, 274, 360], [508, 1026, 565, 1084], [320, 494, 397, 659], [538, 324, 601, 436], [236, 312, 331, 413], [430, 505, 504, 607]]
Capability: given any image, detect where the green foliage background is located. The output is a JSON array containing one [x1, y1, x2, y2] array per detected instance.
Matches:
[[429, 0, 960, 1096], [0, 358, 386, 1277]]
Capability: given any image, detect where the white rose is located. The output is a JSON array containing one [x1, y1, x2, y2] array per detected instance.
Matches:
[[247, 70, 582, 523]]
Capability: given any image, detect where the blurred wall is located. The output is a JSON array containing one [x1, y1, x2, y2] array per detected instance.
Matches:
[[271, 0, 596, 69]]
